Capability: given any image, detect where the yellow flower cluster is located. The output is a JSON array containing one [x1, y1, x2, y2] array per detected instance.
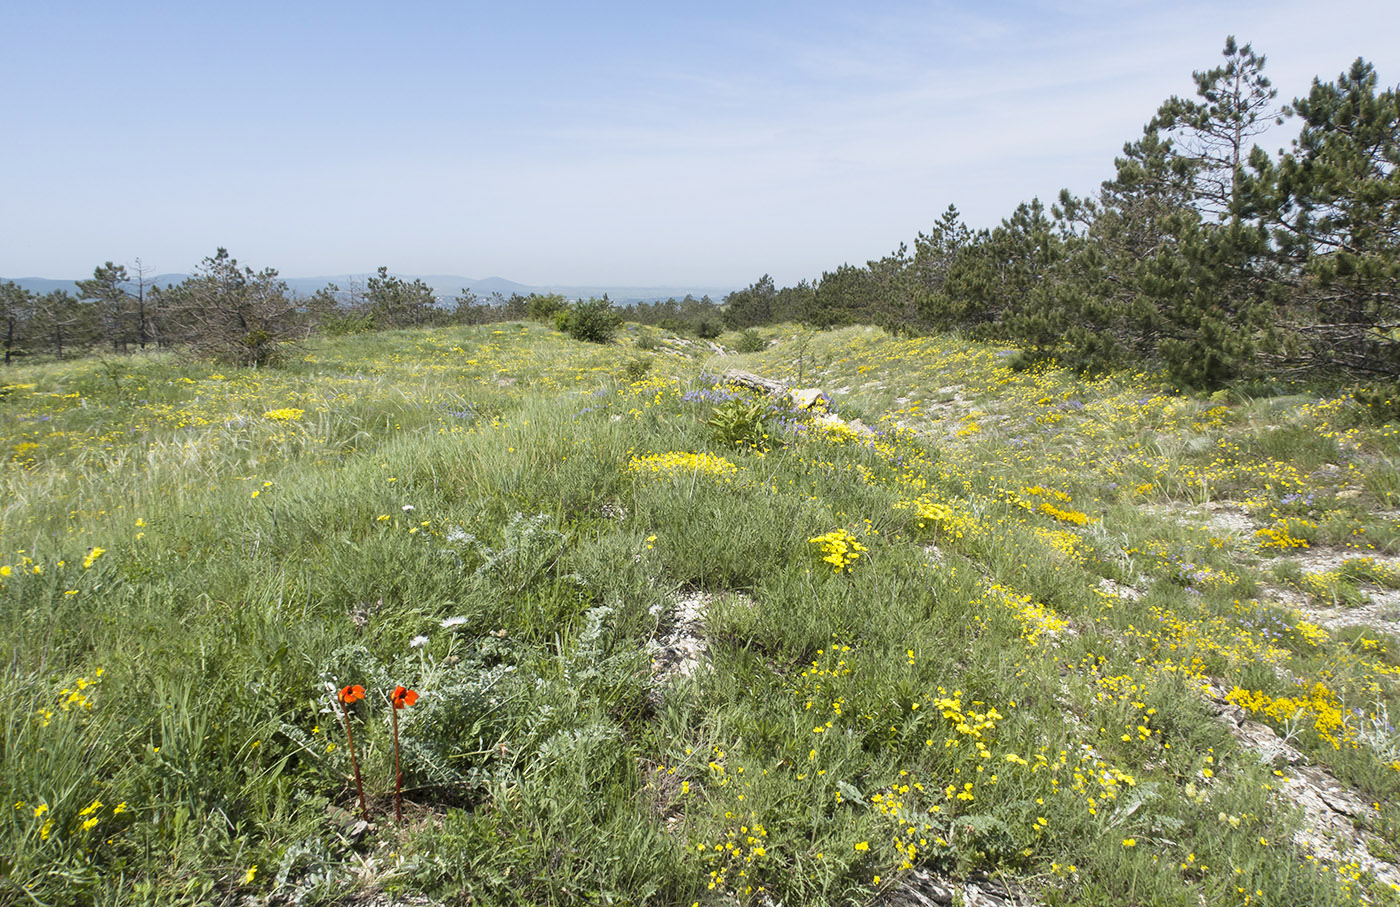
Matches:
[[626, 451, 738, 479], [1306, 557, 1400, 594], [39, 669, 104, 727], [261, 407, 305, 421], [1345, 557, 1400, 586], [1291, 619, 1331, 648], [698, 814, 770, 896], [808, 529, 868, 573], [898, 494, 981, 540], [1038, 501, 1090, 526], [935, 691, 1003, 746], [987, 584, 1069, 646], [618, 376, 681, 418], [1226, 683, 1353, 750], [1033, 527, 1085, 565], [1255, 517, 1317, 550], [1021, 484, 1072, 504], [810, 419, 869, 445]]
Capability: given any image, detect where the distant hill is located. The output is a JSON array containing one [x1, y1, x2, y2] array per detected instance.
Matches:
[[2, 273, 735, 306], [288, 275, 737, 305], [0, 275, 186, 297], [529, 283, 736, 306]]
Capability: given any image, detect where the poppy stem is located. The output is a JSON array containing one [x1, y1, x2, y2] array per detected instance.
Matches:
[[391, 706, 405, 825], [339, 698, 369, 821]]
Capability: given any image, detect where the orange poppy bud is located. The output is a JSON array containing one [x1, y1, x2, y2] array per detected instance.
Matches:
[[391, 685, 419, 709], [338, 684, 365, 704]]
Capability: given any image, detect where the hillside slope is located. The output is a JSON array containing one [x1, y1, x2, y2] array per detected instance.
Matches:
[[2, 323, 1398, 906]]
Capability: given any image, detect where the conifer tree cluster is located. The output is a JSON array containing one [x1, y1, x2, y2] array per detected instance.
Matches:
[[731, 38, 1399, 388]]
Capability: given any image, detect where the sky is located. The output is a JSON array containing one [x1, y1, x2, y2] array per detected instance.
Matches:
[[4, 0, 1399, 288]]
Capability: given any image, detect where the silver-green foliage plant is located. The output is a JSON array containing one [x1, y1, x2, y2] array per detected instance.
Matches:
[[707, 396, 770, 448]]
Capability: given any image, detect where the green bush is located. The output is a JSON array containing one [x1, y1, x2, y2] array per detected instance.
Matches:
[[734, 329, 766, 353], [319, 311, 376, 336], [635, 326, 661, 351], [696, 320, 722, 340], [622, 356, 653, 383], [708, 396, 770, 448], [1353, 381, 1400, 424], [558, 298, 621, 344], [526, 293, 567, 322]]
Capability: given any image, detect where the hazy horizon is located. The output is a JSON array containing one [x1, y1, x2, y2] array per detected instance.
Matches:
[[6, 1, 1399, 287]]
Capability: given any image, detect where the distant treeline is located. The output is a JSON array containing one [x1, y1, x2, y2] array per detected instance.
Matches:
[[0, 252, 728, 367], [0, 257, 496, 367], [727, 38, 1400, 389]]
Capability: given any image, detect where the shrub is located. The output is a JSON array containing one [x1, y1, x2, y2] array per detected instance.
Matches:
[[320, 311, 376, 336], [1353, 381, 1400, 424], [526, 293, 567, 322], [558, 298, 621, 344], [708, 397, 769, 448], [622, 356, 653, 383], [635, 326, 661, 351], [733, 329, 766, 353], [696, 320, 722, 340]]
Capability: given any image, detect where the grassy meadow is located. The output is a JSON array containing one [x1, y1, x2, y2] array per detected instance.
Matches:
[[3, 322, 1400, 906]]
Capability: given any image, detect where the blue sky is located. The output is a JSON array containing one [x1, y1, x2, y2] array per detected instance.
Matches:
[[4, 1, 1398, 287]]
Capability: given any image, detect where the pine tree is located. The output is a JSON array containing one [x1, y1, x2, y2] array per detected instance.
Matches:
[[167, 249, 299, 366], [1151, 36, 1284, 221], [722, 275, 777, 329], [367, 267, 437, 328], [912, 205, 973, 295], [865, 243, 919, 333], [1091, 37, 1288, 386], [812, 263, 876, 329], [76, 262, 139, 352], [940, 199, 1064, 340], [1274, 58, 1400, 376], [129, 258, 156, 348], [32, 290, 99, 359], [0, 281, 36, 365]]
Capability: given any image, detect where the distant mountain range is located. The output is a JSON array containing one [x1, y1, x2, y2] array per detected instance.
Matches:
[[1, 273, 736, 306]]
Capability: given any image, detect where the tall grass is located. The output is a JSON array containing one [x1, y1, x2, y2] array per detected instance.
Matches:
[[2, 322, 1399, 904]]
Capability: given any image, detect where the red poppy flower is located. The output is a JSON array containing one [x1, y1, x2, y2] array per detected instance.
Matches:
[[338, 684, 365, 705], [391, 685, 418, 709]]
